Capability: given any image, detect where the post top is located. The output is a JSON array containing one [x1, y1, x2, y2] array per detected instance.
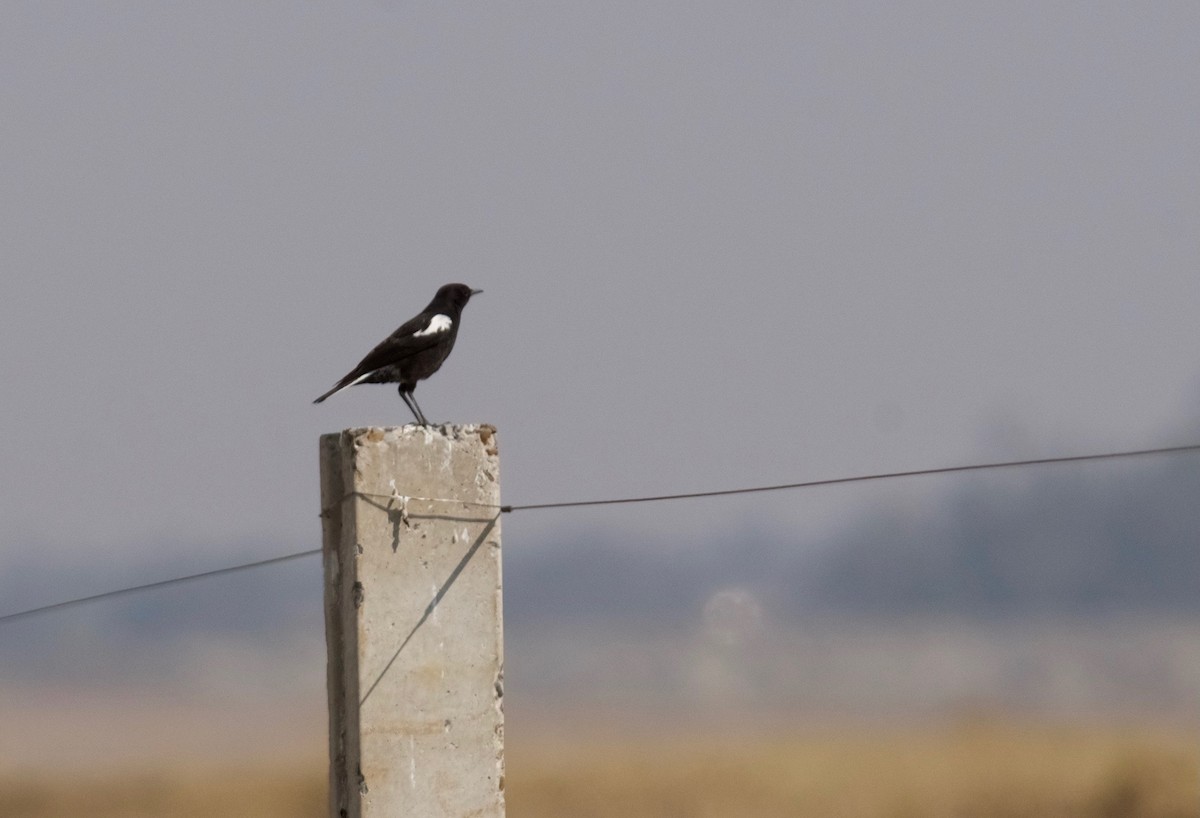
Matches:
[[321, 424, 498, 454], [338, 423, 494, 435]]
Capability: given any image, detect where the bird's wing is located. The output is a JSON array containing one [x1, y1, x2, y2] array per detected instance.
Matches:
[[345, 312, 453, 378], [313, 311, 456, 403]]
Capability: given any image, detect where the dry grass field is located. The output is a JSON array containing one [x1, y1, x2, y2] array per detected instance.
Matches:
[[509, 723, 1199, 818], [0, 765, 327, 818], [1, 723, 1195, 818]]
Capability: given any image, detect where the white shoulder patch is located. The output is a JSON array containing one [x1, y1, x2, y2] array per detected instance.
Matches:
[[414, 314, 452, 337]]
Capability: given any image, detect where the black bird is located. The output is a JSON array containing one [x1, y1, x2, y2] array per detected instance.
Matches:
[[314, 283, 482, 425]]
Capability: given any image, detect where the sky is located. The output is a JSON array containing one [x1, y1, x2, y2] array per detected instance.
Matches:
[[4, 2, 1200, 774], [3, 2, 1200, 586]]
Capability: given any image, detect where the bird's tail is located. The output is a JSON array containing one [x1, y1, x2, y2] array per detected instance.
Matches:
[[313, 369, 373, 404], [312, 385, 340, 404]]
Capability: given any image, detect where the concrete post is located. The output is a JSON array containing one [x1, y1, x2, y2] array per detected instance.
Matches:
[[319, 425, 504, 818]]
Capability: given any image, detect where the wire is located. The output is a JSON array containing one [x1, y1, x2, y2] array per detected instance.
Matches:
[[0, 548, 320, 625], [3, 441, 1200, 625], [321, 489, 501, 518], [499, 442, 1200, 512]]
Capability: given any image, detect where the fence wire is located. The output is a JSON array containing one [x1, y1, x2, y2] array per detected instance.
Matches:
[[3, 441, 1199, 625]]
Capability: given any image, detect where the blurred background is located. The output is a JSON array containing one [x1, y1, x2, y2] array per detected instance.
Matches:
[[2, 3, 1199, 816]]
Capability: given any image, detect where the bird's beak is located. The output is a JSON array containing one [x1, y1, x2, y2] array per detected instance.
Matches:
[[471, 288, 484, 296]]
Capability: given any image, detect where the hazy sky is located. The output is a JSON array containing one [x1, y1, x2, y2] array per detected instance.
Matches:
[[3, 2, 1199, 577]]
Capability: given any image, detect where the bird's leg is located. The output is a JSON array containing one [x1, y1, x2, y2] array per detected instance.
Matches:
[[399, 388, 429, 426], [399, 388, 424, 426], [408, 392, 431, 427]]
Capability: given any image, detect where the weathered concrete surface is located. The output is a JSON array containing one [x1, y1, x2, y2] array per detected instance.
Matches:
[[319, 425, 504, 818]]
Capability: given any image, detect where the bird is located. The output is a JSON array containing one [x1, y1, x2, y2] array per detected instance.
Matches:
[[314, 283, 482, 425]]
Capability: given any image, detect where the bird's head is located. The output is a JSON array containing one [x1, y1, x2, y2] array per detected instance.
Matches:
[[435, 283, 483, 311]]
